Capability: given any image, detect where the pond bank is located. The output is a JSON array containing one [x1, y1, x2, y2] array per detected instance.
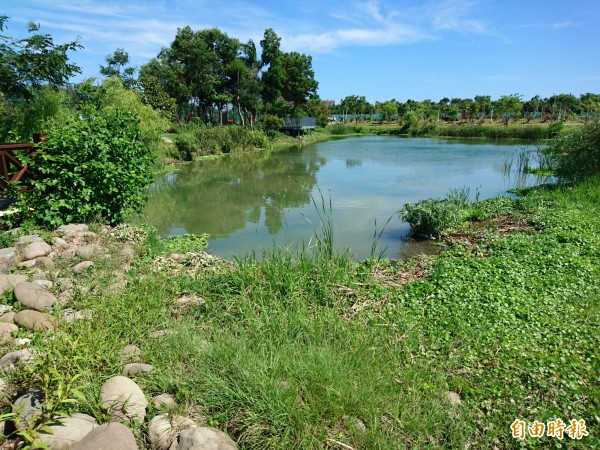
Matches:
[[0, 173, 597, 448]]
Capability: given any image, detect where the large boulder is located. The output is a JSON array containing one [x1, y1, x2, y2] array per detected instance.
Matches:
[[0, 348, 33, 371], [14, 282, 57, 311], [175, 427, 238, 450], [148, 414, 196, 450], [72, 422, 137, 450], [12, 390, 44, 429], [100, 376, 147, 422], [0, 248, 17, 273], [23, 241, 52, 260], [0, 274, 27, 295], [14, 310, 54, 332], [0, 323, 18, 345], [38, 413, 98, 450]]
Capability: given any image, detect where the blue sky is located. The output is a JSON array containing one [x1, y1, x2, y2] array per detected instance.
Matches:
[[3, 0, 599, 103]]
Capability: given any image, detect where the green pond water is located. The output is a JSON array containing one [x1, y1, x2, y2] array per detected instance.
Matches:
[[142, 136, 544, 260]]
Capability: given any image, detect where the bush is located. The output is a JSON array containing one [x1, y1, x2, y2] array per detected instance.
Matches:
[[19, 108, 154, 227], [399, 188, 471, 238], [545, 121, 600, 180]]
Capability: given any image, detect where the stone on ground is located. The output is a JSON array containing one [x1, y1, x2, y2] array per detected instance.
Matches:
[[0, 248, 17, 273], [38, 413, 98, 450], [14, 282, 56, 311], [72, 261, 94, 274], [72, 422, 137, 450], [0, 348, 33, 371], [76, 245, 96, 259], [23, 241, 52, 260], [175, 427, 238, 450], [14, 310, 54, 332], [100, 376, 147, 422], [56, 224, 89, 237], [121, 344, 142, 363], [123, 363, 154, 377], [15, 235, 43, 246], [149, 414, 196, 450], [0, 323, 18, 345], [12, 390, 44, 429], [152, 393, 176, 410]]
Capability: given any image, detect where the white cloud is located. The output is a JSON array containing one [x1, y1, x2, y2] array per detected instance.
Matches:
[[482, 75, 528, 82]]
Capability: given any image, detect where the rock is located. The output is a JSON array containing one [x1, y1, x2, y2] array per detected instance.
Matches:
[[149, 330, 168, 338], [38, 413, 98, 450], [176, 427, 237, 450], [343, 415, 366, 432], [0, 304, 13, 315], [121, 345, 142, 363], [162, 137, 173, 144], [72, 261, 94, 274], [0, 377, 8, 402], [0, 312, 15, 323], [14, 310, 54, 332], [172, 295, 205, 314], [121, 246, 135, 261], [76, 245, 96, 259], [31, 271, 50, 281], [123, 363, 154, 377], [18, 260, 37, 268], [0, 248, 17, 273], [14, 337, 31, 346], [23, 241, 52, 260], [149, 414, 196, 450], [52, 237, 69, 249], [447, 391, 462, 406], [15, 235, 43, 246], [32, 279, 53, 290], [0, 348, 33, 371], [61, 309, 93, 323], [0, 323, 18, 345], [100, 376, 147, 422], [0, 274, 27, 295], [72, 422, 137, 450], [14, 282, 57, 311], [56, 224, 88, 237], [152, 394, 176, 410], [13, 390, 44, 429], [35, 256, 55, 270]]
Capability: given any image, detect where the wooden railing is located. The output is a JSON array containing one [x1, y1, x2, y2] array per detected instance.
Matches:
[[0, 138, 39, 196]]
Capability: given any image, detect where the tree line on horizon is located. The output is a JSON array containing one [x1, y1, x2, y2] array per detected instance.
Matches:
[[1, 15, 599, 141], [331, 93, 600, 125]]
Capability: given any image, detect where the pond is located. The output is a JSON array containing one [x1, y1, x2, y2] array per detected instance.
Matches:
[[141, 136, 544, 260]]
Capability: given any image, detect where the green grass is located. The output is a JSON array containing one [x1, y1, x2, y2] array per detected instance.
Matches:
[[2, 176, 599, 449]]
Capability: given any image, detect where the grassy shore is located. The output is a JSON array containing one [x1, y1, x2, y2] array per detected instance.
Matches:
[[1, 172, 597, 448]]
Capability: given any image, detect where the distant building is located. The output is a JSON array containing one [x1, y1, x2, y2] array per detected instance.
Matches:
[[323, 99, 336, 108]]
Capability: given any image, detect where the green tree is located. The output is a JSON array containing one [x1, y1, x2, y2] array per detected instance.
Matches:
[[260, 29, 318, 116], [306, 98, 331, 127], [495, 94, 523, 125], [378, 101, 398, 123], [100, 48, 137, 89], [0, 16, 82, 99]]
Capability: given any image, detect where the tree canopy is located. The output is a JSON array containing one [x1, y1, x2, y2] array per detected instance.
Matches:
[[0, 16, 82, 99]]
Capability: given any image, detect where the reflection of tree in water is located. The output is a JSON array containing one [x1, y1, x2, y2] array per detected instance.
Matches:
[[143, 147, 325, 237], [345, 159, 362, 168]]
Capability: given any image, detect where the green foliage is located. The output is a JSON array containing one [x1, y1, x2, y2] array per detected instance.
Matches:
[[0, 17, 82, 99], [174, 125, 271, 160], [259, 114, 283, 137], [0, 86, 75, 142], [162, 233, 209, 253], [19, 108, 154, 227], [400, 188, 473, 238], [545, 121, 600, 180], [93, 77, 169, 144]]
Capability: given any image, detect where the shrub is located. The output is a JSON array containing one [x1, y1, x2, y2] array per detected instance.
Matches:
[[399, 188, 471, 238], [545, 121, 600, 180], [19, 108, 154, 227]]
